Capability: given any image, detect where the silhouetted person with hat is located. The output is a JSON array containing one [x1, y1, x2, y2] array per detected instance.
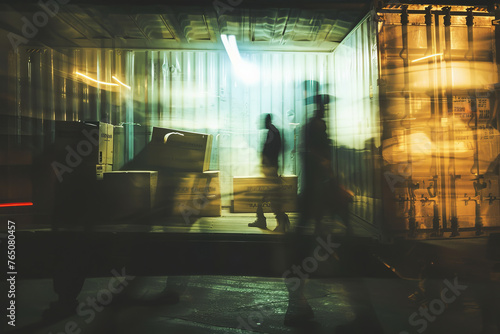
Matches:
[[300, 96, 352, 236]]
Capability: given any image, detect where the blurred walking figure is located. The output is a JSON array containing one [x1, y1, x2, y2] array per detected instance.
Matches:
[[300, 95, 353, 236], [248, 114, 290, 232], [282, 93, 354, 327]]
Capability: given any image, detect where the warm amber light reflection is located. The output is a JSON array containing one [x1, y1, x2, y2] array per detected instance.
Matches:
[[111, 76, 131, 90], [75, 71, 119, 87], [411, 53, 443, 63]]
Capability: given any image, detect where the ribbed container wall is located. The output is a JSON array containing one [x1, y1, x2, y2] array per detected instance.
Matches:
[[11, 48, 334, 206], [378, 7, 500, 236], [331, 14, 383, 228]]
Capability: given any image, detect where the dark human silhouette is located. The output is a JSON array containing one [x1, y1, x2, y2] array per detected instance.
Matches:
[[300, 96, 352, 236], [248, 114, 290, 232], [282, 92, 356, 328]]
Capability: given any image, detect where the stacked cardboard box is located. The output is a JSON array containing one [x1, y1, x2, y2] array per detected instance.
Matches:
[[102, 171, 158, 221], [101, 170, 220, 222], [175, 171, 221, 217], [96, 164, 113, 180], [54, 121, 114, 180], [233, 176, 297, 213], [156, 171, 221, 218], [113, 125, 125, 170], [102, 126, 218, 221], [48, 121, 114, 224], [145, 127, 213, 172]]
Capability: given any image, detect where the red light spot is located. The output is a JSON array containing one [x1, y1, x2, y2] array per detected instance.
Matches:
[[0, 202, 34, 208]]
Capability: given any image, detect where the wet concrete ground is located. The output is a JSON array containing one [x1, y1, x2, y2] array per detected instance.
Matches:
[[3, 214, 500, 334], [3, 275, 497, 334]]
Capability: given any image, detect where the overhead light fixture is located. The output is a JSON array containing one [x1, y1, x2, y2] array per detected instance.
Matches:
[[112, 76, 131, 90], [221, 34, 242, 64], [221, 34, 260, 84], [412, 53, 443, 63]]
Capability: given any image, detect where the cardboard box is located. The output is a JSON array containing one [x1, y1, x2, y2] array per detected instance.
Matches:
[[200, 171, 221, 217], [156, 171, 221, 217], [113, 125, 125, 170], [55, 121, 113, 166], [146, 127, 212, 172], [233, 176, 297, 213], [103, 171, 157, 221], [88, 121, 113, 165], [176, 171, 221, 217], [106, 123, 114, 165]]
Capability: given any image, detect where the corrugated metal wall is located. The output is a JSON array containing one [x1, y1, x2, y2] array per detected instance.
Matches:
[[5, 6, 498, 236], [13, 48, 335, 205], [328, 7, 500, 236], [331, 13, 382, 227], [378, 7, 500, 235]]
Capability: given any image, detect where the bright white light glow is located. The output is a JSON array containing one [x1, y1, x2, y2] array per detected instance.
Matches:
[[221, 34, 260, 84], [412, 53, 443, 63], [228, 35, 241, 59], [221, 34, 241, 64], [75, 72, 119, 86], [112, 76, 131, 90]]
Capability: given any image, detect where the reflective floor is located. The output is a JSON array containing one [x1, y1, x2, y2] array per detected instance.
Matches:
[[3, 218, 499, 334], [16, 211, 378, 237], [4, 275, 499, 334]]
